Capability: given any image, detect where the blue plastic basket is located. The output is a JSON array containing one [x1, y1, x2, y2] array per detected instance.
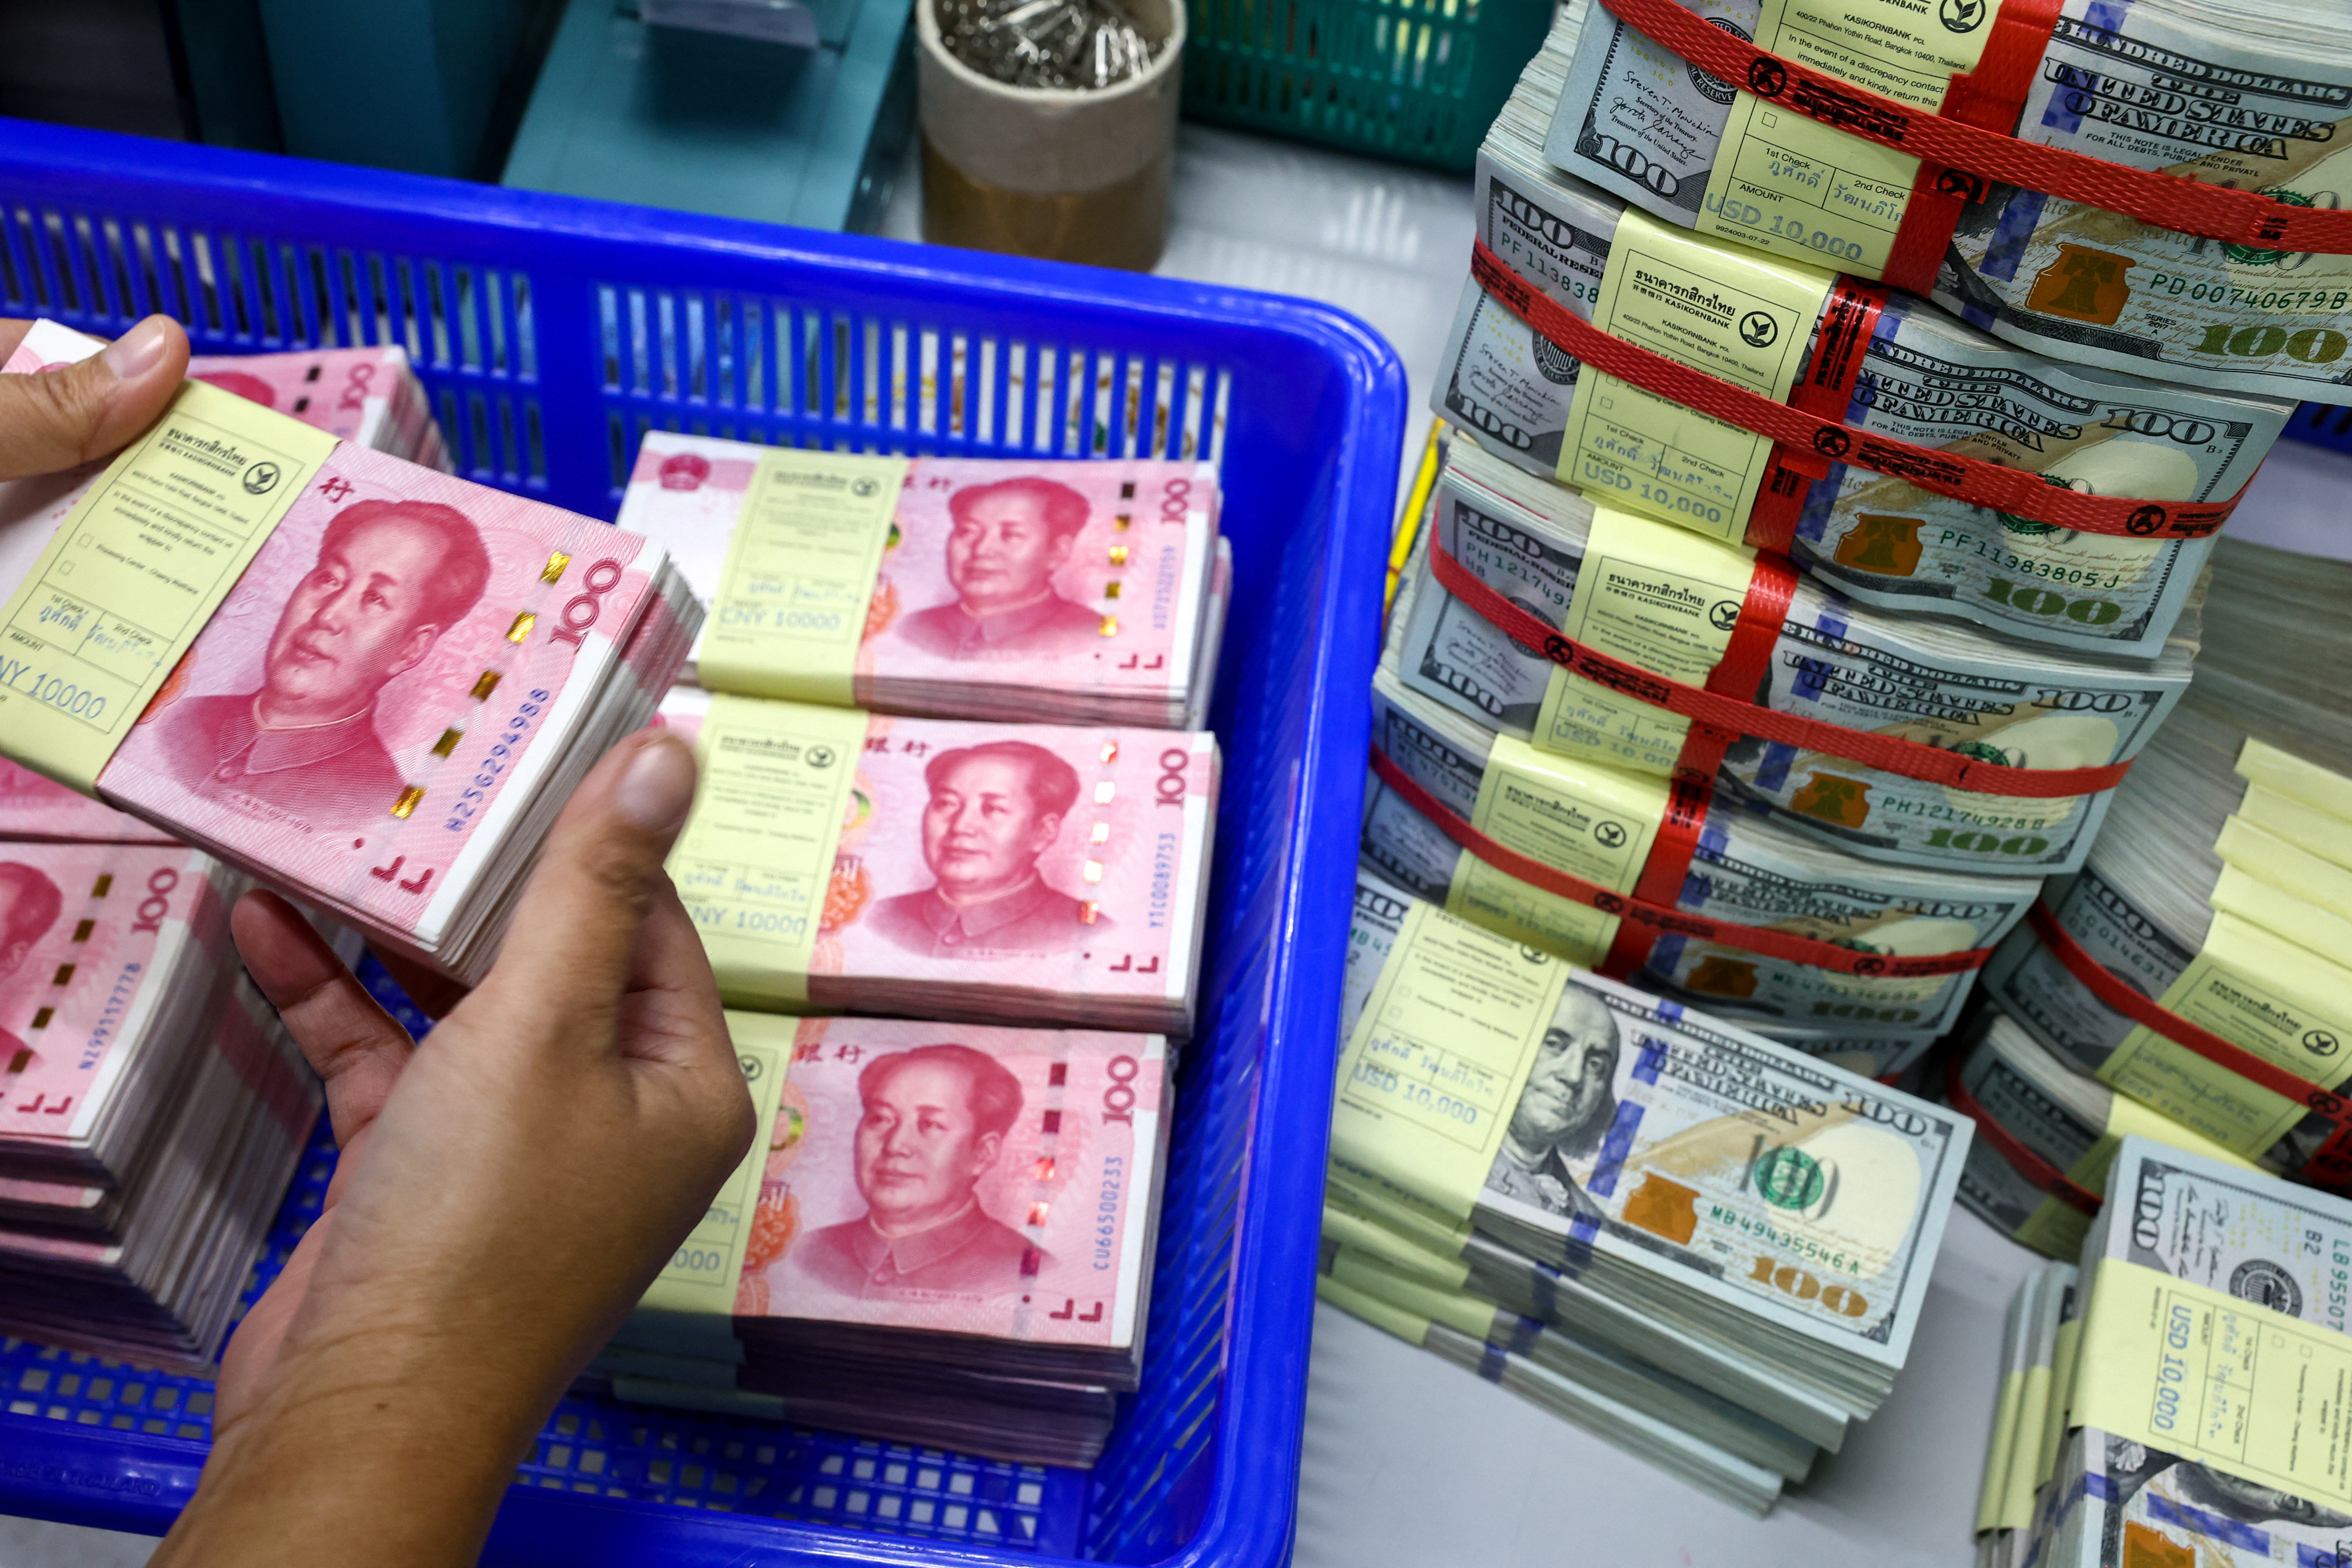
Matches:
[[0, 118, 1403, 1568]]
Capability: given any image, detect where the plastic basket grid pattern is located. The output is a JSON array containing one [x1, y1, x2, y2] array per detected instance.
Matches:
[[0, 119, 1401, 1568], [1180, 0, 1550, 169]]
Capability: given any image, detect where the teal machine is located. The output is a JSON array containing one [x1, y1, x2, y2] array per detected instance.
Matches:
[[501, 0, 916, 233]]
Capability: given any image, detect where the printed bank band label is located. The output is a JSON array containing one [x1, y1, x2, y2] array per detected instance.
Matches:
[[1558, 209, 1835, 541], [0, 380, 338, 793], [670, 695, 873, 1006], [698, 451, 909, 706]]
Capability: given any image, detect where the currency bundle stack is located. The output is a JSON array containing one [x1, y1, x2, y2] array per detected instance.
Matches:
[[0, 320, 702, 984], [0, 842, 324, 1372], [586, 1014, 1171, 1466], [1545, 0, 2352, 403], [191, 344, 450, 472], [617, 434, 1230, 729], [1990, 1138, 2352, 1568], [1363, 667, 2036, 1053], [656, 688, 1216, 1035], [1450, 1, 2292, 657], [1317, 868, 1970, 1509]]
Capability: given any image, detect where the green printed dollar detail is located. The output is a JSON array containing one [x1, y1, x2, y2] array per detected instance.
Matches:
[[1753, 1146, 1828, 1210]]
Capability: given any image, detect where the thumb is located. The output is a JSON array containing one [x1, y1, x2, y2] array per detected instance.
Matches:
[[0, 314, 189, 480], [469, 728, 702, 1041]]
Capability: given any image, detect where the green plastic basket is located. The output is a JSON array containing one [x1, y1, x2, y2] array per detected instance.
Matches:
[[1180, 0, 1550, 170]]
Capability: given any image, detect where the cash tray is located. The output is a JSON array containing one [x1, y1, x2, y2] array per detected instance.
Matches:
[[0, 117, 1403, 1568]]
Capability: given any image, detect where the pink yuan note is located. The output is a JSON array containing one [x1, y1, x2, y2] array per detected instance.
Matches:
[[189, 346, 417, 447], [95, 444, 657, 942], [0, 844, 225, 1143], [741, 1018, 1163, 1345]]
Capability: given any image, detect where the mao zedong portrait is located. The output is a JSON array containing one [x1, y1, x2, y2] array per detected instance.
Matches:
[[898, 476, 1102, 659], [787, 1045, 1045, 1298], [869, 741, 1106, 957], [0, 862, 64, 1063], [138, 500, 492, 836], [1485, 985, 1621, 1221]]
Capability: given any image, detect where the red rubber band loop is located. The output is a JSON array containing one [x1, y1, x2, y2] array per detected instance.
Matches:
[[1944, 1047, 2103, 1216], [1427, 535, 2135, 798], [1369, 744, 1993, 979]]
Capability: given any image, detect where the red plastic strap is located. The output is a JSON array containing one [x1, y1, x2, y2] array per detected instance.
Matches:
[[1600, 0, 2352, 262], [1748, 280, 1887, 553], [1369, 744, 1993, 980], [1470, 241, 2243, 541], [1427, 537, 2134, 798], [1882, 0, 2065, 294], [1943, 1048, 2102, 1216]]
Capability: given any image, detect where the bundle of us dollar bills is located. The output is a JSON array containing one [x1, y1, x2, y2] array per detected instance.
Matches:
[[1543, 0, 2352, 404], [1947, 1008, 2259, 1262], [1328, 866, 1971, 1465], [1390, 437, 2199, 876], [1979, 695, 2352, 1182], [2005, 1138, 2352, 1568], [1973, 1258, 2077, 1568], [1449, 4, 2291, 657], [1364, 663, 2038, 1043]]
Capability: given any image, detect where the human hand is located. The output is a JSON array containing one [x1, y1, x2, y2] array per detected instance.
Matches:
[[154, 728, 751, 1568], [0, 314, 189, 478]]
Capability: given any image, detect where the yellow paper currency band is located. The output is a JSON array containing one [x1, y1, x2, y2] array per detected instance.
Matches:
[[626, 1013, 793, 1358], [1975, 1368, 2025, 1535], [1329, 1247, 1501, 1342], [2040, 1315, 2083, 1487], [2215, 820, 2352, 945], [0, 380, 339, 794], [1323, 1167, 1475, 1257], [1469, 733, 1668, 898], [610, 1375, 786, 1423], [696, 450, 910, 706], [1539, 505, 1754, 778], [2074, 1257, 2352, 1510], [1315, 1270, 1434, 1347], [2238, 738, 2352, 838], [1998, 1365, 2052, 1532], [1444, 852, 1618, 971], [1558, 209, 1837, 537], [1322, 1199, 1473, 1290], [1329, 900, 1572, 1222], [671, 698, 872, 1008], [2234, 788, 2352, 882], [2014, 1201, 2092, 1264]]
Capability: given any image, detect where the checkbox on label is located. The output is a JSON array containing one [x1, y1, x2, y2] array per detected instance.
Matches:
[[1761, 111, 1779, 129], [1600, 396, 1615, 409]]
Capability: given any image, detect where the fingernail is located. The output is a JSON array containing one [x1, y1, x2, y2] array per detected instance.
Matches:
[[614, 735, 697, 832], [100, 317, 171, 381]]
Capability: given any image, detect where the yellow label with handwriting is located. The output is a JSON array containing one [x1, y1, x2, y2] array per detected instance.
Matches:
[[625, 1013, 792, 1358], [2074, 1258, 2352, 1508], [1557, 210, 1835, 540], [1332, 900, 1571, 1220], [0, 380, 337, 793], [698, 450, 909, 705], [1446, 849, 1620, 969], [1696, 0, 1998, 278], [2097, 912, 2352, 1158], [669, 695, 871, 1007], [1538, 505, 1757, 774]]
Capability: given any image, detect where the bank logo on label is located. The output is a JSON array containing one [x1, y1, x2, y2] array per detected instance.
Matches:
[[1739, 311, 1779, 349], [1938, 0, 1986, 32]]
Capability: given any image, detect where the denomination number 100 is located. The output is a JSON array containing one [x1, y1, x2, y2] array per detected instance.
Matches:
[[1749, 1256, 1869, 1318]]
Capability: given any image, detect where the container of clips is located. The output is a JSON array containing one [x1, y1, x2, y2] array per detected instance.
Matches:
[[916, 0, 1183, 270]]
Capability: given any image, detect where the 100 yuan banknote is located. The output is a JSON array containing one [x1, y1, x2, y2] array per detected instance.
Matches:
[[721, 1016, 1167, 1350], [658, 690, 1216, 1033], [0, 759, 176, 844], [191, 346, 443, 467], [0, 844, 233, 1164], [1331, 893, 1971, 1375]]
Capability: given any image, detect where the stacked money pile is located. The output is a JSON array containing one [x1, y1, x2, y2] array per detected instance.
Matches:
[[1986, 1138, 2352, 1568], [657, 688, 1216, 1034], [0, 320, 702, 985], [1316, 868, 1969, 1511], [582, 1013, 1171, 1466], [1546, 0, 2352, 403], [191, 344, 450, 472], [0, 842, 325, 1372], [617, 433, 1229, 728]]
